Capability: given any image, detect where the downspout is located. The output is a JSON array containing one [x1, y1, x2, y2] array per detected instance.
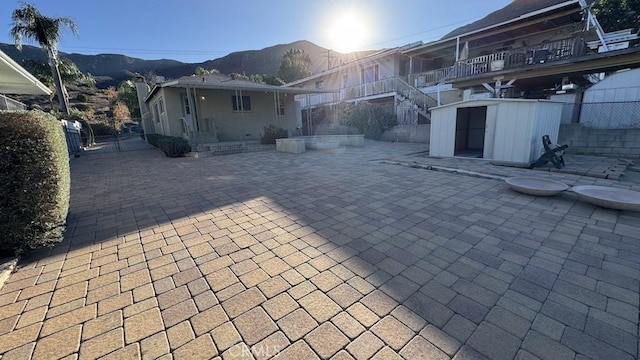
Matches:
[[273, 91, 278, 127], [186, 84, 197, 146], [239, 88, 245, 145]]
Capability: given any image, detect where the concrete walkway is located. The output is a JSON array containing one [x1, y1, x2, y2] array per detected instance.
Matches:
[[0, 140, 639, 359]]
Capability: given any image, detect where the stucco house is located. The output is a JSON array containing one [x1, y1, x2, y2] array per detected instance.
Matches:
[[137, 73, 330, 148], [403, 0, 640, 102], [284, 42, 437, 129], [0, 49, 52, 109]]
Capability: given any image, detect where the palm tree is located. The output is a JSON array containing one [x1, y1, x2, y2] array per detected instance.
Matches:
[[11, 2, 78, 115]]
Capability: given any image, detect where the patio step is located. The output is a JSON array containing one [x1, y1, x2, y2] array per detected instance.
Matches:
[[196, 142, 275, 156]]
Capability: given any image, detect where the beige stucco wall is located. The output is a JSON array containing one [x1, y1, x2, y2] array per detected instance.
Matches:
[[147, 86, 300, 142]]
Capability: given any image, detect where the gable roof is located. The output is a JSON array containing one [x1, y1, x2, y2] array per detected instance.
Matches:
[[0, 50, 51, 96], [442, 0, 594, 39], [144, 73, 330, 103]]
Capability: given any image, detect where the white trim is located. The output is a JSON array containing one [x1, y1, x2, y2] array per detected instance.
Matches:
[[0, 50, 52, 95]]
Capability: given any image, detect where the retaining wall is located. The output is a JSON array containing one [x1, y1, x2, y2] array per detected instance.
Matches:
[[558, 124, 640, 158]]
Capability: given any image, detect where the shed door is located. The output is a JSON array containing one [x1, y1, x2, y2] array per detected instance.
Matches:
[[455, 106, 487, 158]]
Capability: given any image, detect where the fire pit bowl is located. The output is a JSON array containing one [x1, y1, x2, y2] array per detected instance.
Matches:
[[571, 185, 640, 211], [504, 177, 569, 196]]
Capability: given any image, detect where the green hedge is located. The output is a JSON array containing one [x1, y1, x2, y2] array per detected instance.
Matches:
[[340, 102, 397, 140], [157, 136, 191, 157], [145, 134, 163, 147], [0, 111, 71, 255], [261, 125, 288, 144]]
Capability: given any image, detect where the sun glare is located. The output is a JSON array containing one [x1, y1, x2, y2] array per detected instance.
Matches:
[[328, 12, 369, 53]]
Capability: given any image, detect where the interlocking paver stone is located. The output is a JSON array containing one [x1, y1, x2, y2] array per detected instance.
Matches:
[[124, 307, 164, 344], [174, 334, 218, 360], [262, 293, 298, 320], [32, 324, 82, 360], [233, 307, 277, 345], [467, 322, 521, 360], [299, 290, 341, 322], [210, 322, 242, 352], [1, 141, 638, 359], [78, 327, 124, 359], [305, 322, 349, 359], [346, 331, 384, 360], [398, 336, 448, 360], [278, 308, 318, 341]]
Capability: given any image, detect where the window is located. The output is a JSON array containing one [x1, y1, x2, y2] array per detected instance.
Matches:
[[315, 81, 324, 90], [158, 97, 165, 113], [232, 95, 251, 111], [277, 99, 285, 116], [399, 60, 408, 77], [342, 74, 349, 88], [182, 95, 191, 115], [361, 65, 379, 84], [153, 102, 160, 123]]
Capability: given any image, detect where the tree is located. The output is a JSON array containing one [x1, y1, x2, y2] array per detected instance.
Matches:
[[194, 66, 219, 76], [104, 86, 118, 100], [592, 0, 640, 32], [277, 48, 312, 83], [11, 3, 78, 115], [22, 57, 89, 88], [112, 101, 130, 131], [117, 80, 140, 118]]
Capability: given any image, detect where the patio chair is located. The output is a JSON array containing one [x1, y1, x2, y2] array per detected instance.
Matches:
[[530, 135, 568, 169]]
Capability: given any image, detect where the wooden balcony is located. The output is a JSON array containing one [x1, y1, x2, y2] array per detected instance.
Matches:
[[410, 36, 586, 87], [297, 77, 437, 111]]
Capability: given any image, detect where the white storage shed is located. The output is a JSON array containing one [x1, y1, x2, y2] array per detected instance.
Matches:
[[429, 99, 563, 163]]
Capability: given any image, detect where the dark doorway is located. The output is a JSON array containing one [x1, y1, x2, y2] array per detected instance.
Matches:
[[455, 106, 487, 158]]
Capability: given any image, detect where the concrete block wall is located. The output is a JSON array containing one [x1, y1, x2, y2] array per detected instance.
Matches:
[[558, 124, 640, 158], [381, 124, 430, 143]]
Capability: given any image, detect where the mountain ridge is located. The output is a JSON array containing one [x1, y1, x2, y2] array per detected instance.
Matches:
[[0, 40, 377, 87]]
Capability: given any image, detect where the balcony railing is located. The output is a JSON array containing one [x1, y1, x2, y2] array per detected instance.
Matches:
[[298, 78, 399, 108], [410, 36, 585, 87], [296, 77, 438, 112]]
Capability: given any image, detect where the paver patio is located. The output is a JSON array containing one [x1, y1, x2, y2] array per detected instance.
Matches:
[[0, 139, 638, 360]]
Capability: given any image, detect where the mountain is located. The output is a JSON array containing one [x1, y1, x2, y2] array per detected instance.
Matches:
[[0, 40, 376, 87]]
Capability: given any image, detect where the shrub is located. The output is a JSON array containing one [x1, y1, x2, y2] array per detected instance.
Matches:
[[77, 119, 95, 147], [145, 134, 163, 147], [339, 102, 397, 140], [261, 125, 288, 144], [90, 121, 117, 136], [0, 111, 71, 255], [76, 93, 91, 102], [157, 137, 191, 157]]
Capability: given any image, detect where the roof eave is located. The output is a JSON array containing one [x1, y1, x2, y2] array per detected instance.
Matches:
[[0, 50, 52, 96], [402, 0, 581, 55]]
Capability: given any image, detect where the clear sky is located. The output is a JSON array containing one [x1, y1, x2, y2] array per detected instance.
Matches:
[[0, 0, 513, 63]]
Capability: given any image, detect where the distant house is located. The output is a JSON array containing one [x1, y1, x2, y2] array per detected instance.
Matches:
[[137, 73, 330, 147], [284, 42, 437, 130], [0, 49, 51, 109], [402, 0, 640, 101]]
